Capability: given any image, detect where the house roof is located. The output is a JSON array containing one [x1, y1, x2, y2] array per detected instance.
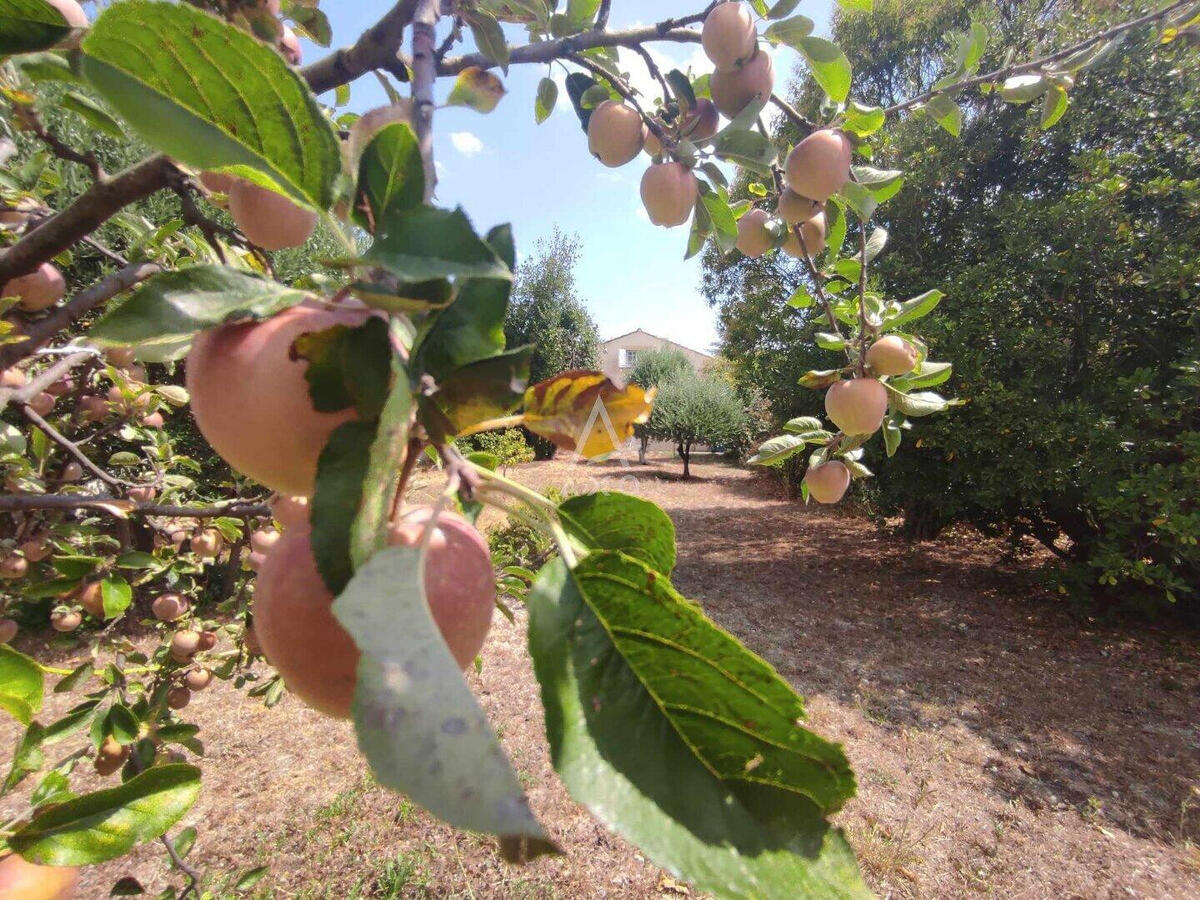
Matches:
[[600, 328, 714, 358]]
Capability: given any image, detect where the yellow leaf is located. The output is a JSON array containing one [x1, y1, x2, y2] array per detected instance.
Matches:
[[523, 371, 654, 459], [445, 66, 507, 114]]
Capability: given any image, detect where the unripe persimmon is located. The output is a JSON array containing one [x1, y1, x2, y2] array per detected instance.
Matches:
[[105, 346, 136, 368], [152, 593, 188, 621], [28, 392, 55, 417], [77, 580, 104, 618], [279, 26, 302, 65], [198, 171, 235, 194], [47, 0, 88, 27], [184, 668, 212, 691], [19, 538, 50, 562], [270, 494, 309, 529], [250, 529, 280, 554], [79, 395, 108, 423], [51, 609, 81, 633], [701, 2, 758, 71], [825, 377, 888, 435], [93, 735, 128, 776], [776, 188, 823, 225], [227, 180, 317, 250], [866, 335, 919, 377], [0, 554, 28, 580], [785, 128, 853, 203], [0, 618, 17, 643], [0, 853, 78, 900], [735, 208, 773, 258], [640, 163, 698, 227], [804, 461, 851, 504], [141, 411, 164, 429], [587, 101, 644, 167], [186, 303, 369, 496], [190, 528, 223, 559], [167, 686, 191, 710], [170, 630, 201, 658], [3, 262, 65, 312], [782, 211, 826, 258], [128, 485, 156, 503], [709, 46, 774, 118], [254, 509, 495, 718], [680, 98, 720, 142]]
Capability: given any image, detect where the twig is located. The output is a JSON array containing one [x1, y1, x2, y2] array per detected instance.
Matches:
[[301, 0, 420, 94], [856, 223, 868, 377], [1, 350, 97, 409], [595, 0, 612, 31], [567, 53, 670, 146], [0, 262, 161, 373], [411, 0, 441, 201], [13, 103, 106, 181], [0, 495, 271, 518], [158, 832, 202, 899], [19, 405, 125, 488], [629, 44, 674, 106], [769, 93, 817, 135], [0, 156, 175, 288], [434, 16, 462, 62], [883, 0, 1193, 115]]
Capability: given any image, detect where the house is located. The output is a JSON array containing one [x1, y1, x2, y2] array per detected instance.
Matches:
[[600, 328, 713, 384]]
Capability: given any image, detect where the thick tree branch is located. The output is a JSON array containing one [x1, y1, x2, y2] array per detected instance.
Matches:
[[884, 0, 1193, 115], [438, 23, 702, 75], [0, 263, 161, 373], [411, 0, 441, 202], [0, 158, 174, 287], [0, 494, 271, 518], [300, 0, 419, 94]]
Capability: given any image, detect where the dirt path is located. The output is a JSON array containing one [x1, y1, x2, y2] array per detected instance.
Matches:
[[4, 457, 1197, 898]]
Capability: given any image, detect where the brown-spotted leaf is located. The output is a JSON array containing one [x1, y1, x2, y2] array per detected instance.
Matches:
[[523, 371, 654, 459], [446, 66, 507, 114]]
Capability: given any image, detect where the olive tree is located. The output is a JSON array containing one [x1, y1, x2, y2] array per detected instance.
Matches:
[[0, 0, 1194, 897], [647, 370, 746, 477], [627, 346, 691, 462]]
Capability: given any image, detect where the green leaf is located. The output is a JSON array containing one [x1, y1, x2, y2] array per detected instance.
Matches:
[[173, 826, 197, 859], [311, 421, 376, 594], [464, 10, 510, 72], [360, 207, 512, 283], [882, 415, 902, 457], [13, 50, 85, 85], [700, 191, 738, 254], [884, 385, 952, 417], [564, 72, 598, 132], [666, 69, 696, 109], [798, 37, 852, 104], [534, 76, 558, 124], [52, 555, 103, 579], [103, 703, 139, 745], [8, 764, 201, 866], [883, 288, 944, 328], [88, 266, 307, 362], [767, 0, 803, 18], [558, 492, 676, 575], [80, 1, 339, 209], [236, 866, 269, 890], [925, 94, 961, 137], [4, 723, 45, 794], [54, 662, 92, 694], [763, 15, 815, 48], [349, 346, 413, 569], [815, 331, 846, 351], [60, 91, 124, 139], [332, 547, 554, 856], [0, 0, 77, 56], [711, 130, 777, 175], [429, 347, 532, 436], [998, 74, 1048, 104], [787, 285, 815, 309], [566, 0, 601, 30], [1040, 85, 1069, 129], [748, 434, 808, 466], [101, 574, 132, 619], [891, 361, 952, 391], [114, 551, 158, 570], [0, 645, 43, 726], [784, 416, 824, 434], [840, 102, 884, 138], [355, 122, 425, 230], [292, 317, 394, 420], [529, 556, 867, 898], [836, 0, 873, 10]]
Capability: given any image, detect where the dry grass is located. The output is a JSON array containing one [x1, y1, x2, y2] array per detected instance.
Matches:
[[3, 454, 1198, 898]]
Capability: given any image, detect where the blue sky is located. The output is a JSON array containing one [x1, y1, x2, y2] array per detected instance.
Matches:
[[299, 2, 835, 354]]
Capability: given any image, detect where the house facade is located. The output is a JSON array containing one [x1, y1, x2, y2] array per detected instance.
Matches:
[[600, 328, 713, 385]]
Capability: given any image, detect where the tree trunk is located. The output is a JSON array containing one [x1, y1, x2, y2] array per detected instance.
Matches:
[[901, 499, 947, 541], [638, 433, 648, 465], [681, 441, 691, 479]]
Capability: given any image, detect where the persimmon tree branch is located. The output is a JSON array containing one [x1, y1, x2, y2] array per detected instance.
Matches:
[[437, 22, 703, 75], [884, 0, 1194, 115], [0, 262, 161, 373], [0, 157, 174, 287], [0, 494, 271, 518], [300, 0, 420, 94]]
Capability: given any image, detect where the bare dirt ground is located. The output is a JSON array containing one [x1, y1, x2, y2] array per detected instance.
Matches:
[[4, 456, 1198, 898]]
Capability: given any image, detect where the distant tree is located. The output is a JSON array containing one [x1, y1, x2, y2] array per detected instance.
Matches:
[[627, 347, 692, 463], [647, 372, 746, 479], [505, 229, 601, 458]]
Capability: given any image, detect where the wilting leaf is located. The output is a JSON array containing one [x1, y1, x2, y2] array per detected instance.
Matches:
[[446, 66, 507, 113], [523, 371, 653, 459]]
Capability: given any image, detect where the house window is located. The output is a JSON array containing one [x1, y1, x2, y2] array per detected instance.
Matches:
[[618, 348, 637, 369]]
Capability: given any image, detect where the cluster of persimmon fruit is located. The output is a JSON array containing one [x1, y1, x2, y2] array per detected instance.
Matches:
[[583, 2, 923, 506]]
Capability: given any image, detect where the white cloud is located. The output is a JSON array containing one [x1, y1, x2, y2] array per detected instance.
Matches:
[[449, 131, 484, 156]]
